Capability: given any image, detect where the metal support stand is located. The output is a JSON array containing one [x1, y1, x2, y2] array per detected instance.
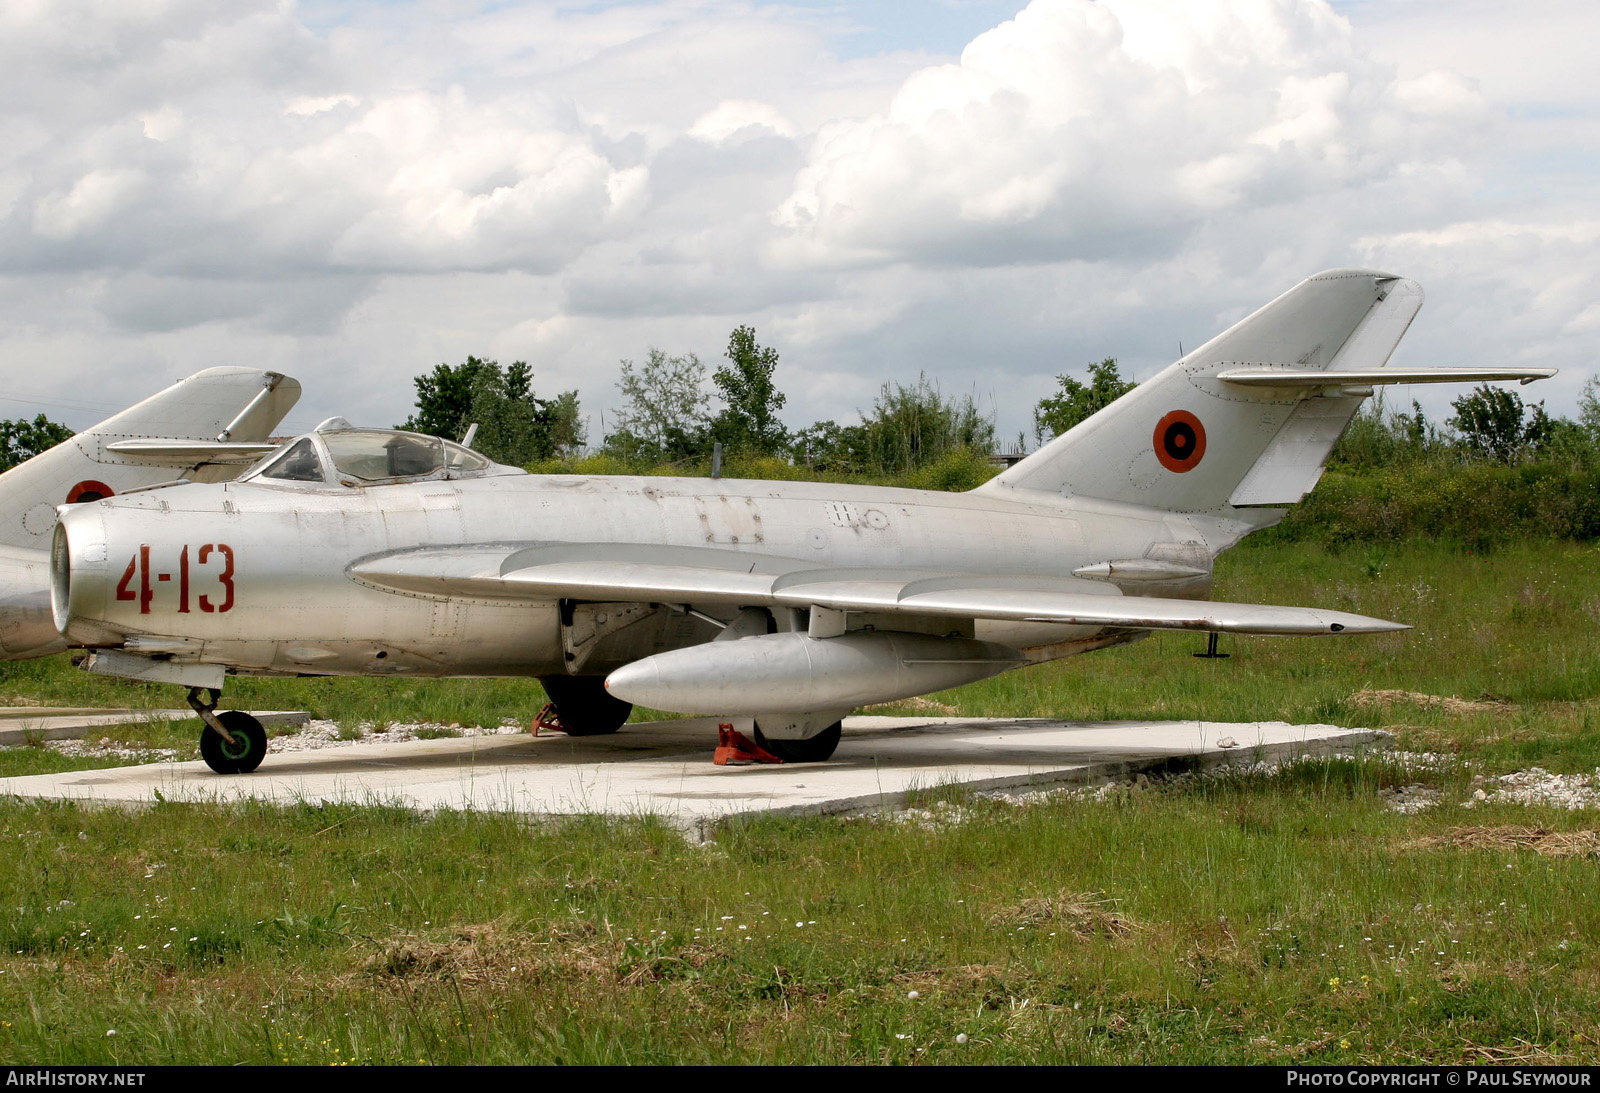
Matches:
[[532, 703, 566, 735], [1193, 632, 1230, 659]]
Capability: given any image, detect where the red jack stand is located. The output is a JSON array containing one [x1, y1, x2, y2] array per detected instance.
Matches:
[[532, 703, 566, 736], [713, 722, 784, 765]]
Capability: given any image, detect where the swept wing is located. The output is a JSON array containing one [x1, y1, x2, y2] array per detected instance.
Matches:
[[349, 543, 1406, 636]]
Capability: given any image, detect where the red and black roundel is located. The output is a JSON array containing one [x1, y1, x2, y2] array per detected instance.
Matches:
[[1153, 411, 1206, 473], [66, 480, 114, 504]]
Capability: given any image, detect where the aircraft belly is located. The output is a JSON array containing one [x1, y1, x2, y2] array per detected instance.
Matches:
[[240, 601, 565, 677]]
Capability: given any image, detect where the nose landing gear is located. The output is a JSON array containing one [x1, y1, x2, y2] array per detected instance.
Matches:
[[188, 687, 268, 774]]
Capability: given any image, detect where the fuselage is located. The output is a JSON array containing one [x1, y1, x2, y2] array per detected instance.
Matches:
[[0, 367, 303, 661], [0, 545, 58, 658], [52, 464, 1260, 679]]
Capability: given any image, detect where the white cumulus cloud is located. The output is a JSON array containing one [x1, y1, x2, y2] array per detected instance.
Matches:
[[774, 0, 1486, 267]]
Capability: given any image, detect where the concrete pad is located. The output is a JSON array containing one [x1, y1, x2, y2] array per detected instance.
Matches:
[[0, 709, 309, 746], [0, 716, 1385, 836]]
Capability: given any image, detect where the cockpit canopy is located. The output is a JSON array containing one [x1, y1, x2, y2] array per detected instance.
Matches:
[[247, 428, 494, 487]]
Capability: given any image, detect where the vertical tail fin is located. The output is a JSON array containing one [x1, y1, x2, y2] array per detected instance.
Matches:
[[0, 367, 301, 551], [980, 269, 1422, 513]]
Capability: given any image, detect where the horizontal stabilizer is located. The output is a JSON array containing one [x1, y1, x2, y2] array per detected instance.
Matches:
[[1218, 366, 1556, 388], [101, 439, 283, 465], [349, 544, 1408, 637]]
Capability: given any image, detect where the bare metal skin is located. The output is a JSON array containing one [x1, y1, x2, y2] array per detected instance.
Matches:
[[0, 369, 300, 659], [47, 269, 1552, 763]]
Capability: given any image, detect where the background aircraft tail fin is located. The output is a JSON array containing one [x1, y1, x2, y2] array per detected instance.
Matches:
[[0, 367, 301, 552], [979, 269, 1423, 514]]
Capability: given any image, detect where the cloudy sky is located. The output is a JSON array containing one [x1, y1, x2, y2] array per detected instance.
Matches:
[[1, 0, 1594, 445]]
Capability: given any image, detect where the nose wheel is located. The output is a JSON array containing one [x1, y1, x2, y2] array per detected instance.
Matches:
[[188, 687, 268, 774]]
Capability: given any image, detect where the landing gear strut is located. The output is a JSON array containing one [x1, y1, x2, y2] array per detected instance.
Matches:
[[188, 687, 268, 774]]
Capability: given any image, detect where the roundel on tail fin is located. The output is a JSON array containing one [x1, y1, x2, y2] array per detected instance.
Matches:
[[66, 480, 114, 504], [1153, 411, 1205, 473]]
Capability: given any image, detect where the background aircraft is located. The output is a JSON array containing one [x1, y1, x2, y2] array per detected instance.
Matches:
[[0, 368, 299, 660], [47, 270, 1551, 772]]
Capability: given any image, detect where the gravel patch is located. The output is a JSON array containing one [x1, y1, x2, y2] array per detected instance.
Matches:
[[1380, 784, 1442, 814], [33, 718, 530, 762], [46, 741, 184, 762], [265, 719, 527, 753], [1463, 767, 1600, 812]]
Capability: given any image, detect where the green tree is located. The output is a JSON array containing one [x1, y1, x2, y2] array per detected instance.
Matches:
[[792, 419, 870, 475], [1331, 395, 1439, 471], [603, 349, 710, 464], [865, 375, 994, 475], [0, 414, 73, 472], [401, 357, 492, 441], [1448, 384, 1548, 463], [467, 361, 585, 465], [401, 357, 583, 465], [794, 377, 994, 477], [1579, 376, 1600, 437], [709, 326, 789, 455], [1032, 358, 1136, 444]]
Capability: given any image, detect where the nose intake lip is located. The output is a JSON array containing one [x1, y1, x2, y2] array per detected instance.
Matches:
[[49, 522, 71, 635]]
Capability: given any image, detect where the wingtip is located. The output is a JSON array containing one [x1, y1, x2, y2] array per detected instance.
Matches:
[[1338, 619, 1411, 635]]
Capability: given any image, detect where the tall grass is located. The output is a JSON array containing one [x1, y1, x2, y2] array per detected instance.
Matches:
[[0, 537, 1598, 1062], [1, 767, 1598, 1064]]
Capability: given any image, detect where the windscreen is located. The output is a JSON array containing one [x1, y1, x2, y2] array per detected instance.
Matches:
[[257, 437, 326, 483]]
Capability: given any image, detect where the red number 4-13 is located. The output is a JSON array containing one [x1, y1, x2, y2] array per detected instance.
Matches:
[[116, 543, 234, 614]]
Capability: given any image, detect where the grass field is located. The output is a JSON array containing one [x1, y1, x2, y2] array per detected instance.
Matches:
[[0, 538, 1597, 1064]]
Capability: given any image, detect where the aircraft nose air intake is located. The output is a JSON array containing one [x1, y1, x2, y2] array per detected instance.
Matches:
[[50, 512, 120, 645], [49, 523, 71, 635]]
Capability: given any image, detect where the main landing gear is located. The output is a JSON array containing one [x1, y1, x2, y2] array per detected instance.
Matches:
[[536, 676, 633, 736], [188, 687, 268, 774], [752, 720, 843, 763]]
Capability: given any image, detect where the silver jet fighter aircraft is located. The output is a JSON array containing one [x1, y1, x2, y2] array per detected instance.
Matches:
[[0, 368, 300, 661], [49, 269, 1551, 773]]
